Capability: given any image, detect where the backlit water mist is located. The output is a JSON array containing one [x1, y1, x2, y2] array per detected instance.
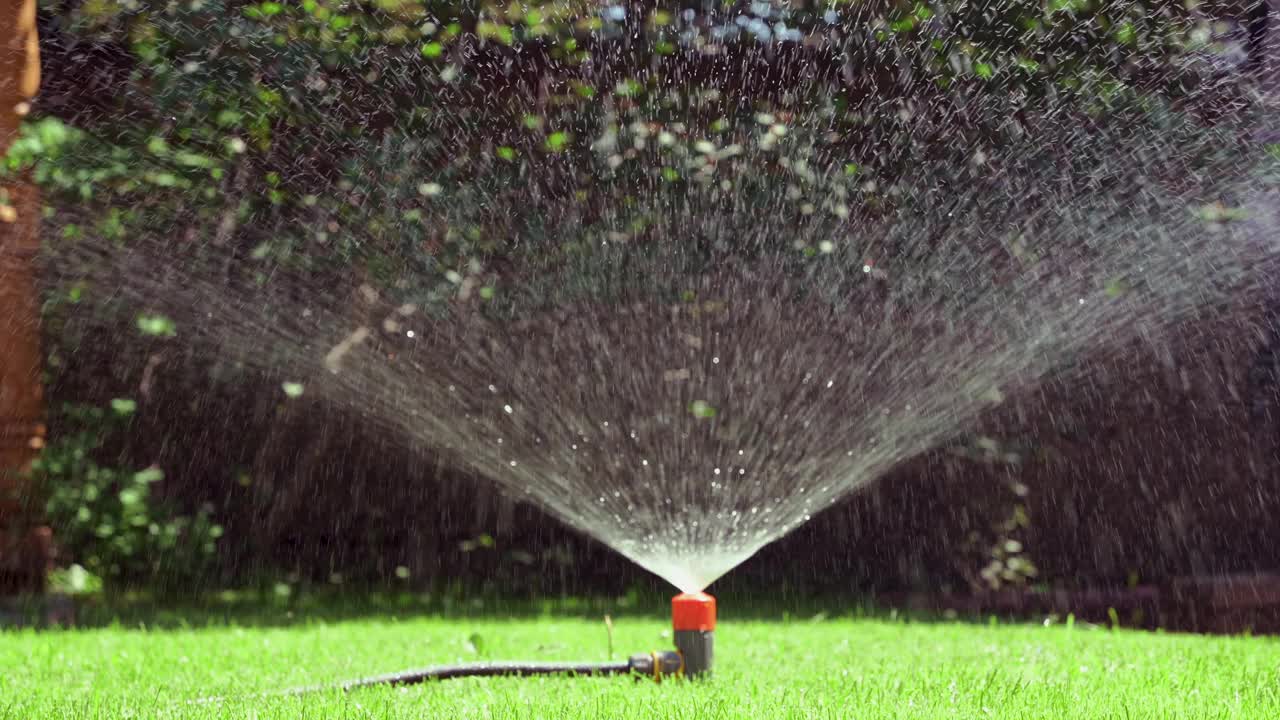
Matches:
[[18, 1, 1280, 591]]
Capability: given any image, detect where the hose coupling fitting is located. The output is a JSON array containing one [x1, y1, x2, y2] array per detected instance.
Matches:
[[627, 650, 683, 682]]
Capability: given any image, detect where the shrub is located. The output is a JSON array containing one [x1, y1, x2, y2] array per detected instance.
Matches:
[[29, 402, 222, 595]]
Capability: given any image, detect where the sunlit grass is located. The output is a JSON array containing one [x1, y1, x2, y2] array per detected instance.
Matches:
[[3, 599, 1279, 719]]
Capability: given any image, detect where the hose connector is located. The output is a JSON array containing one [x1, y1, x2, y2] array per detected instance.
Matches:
[[672, 592, 715, 678], [627, 650, 683, 682]]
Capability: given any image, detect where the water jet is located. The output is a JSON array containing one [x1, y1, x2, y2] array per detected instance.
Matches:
[[17, 0, 1280, 679]]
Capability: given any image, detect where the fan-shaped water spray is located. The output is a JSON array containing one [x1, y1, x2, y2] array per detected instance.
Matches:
[[44, 113, 1279, 592], [13, 0, 1280, 592]]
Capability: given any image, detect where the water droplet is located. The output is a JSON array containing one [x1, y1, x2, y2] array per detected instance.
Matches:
[[714, 468, 721, 475], [503, 404, 513, 414]]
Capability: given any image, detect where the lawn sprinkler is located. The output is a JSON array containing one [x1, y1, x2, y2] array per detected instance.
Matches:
[[311, 592, 716, 693], [671, 591, 715, 678]]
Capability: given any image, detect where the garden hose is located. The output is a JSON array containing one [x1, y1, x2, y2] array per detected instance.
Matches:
[[188, 652, 683, 705], [192, 593, 715, 705], [331, 593, 716, 690], [329, 651, 684, 692]]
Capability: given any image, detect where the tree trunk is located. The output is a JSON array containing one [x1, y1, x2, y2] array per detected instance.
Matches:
[[0, 0, 49, 593]]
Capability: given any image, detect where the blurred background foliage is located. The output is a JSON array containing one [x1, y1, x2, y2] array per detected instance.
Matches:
[[31, 402, 222, 595], [5, 0, 1273, 597]]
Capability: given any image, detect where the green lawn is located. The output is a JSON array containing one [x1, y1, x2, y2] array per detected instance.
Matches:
[[3, 599, 1279, 719]]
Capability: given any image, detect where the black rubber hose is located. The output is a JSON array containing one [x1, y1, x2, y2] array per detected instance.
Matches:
[[188, 652, 683, 706], [332, 661, 632, 691], [328, 651, 684, 692]]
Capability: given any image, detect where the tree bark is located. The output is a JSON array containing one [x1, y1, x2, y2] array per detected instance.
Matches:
[[0, 0, 49, 593]]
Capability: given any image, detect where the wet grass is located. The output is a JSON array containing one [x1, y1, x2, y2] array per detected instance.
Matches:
[[3, 598, 1279, 719]]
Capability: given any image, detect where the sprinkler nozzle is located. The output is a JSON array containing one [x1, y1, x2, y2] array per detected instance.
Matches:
[[672, 592, 715, 678]]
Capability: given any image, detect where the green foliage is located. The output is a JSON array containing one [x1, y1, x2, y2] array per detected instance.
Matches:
[[30, 403, 223, 593], [20, 0, 1254, 322], [134, 314, 177, 337], [12, 0, 1264, 596], [688, 400, 718, 419], [46, 563, 104, 597], [951, 436, 1040, 591]]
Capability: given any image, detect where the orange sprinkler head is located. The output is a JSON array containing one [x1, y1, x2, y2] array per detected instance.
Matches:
[[671, 592, 715, 678], [672, 592, 716, 632]]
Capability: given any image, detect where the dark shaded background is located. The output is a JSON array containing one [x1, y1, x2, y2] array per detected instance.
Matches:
[[25, 0, 1280, 597], [46, 296, 1280, 597]]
